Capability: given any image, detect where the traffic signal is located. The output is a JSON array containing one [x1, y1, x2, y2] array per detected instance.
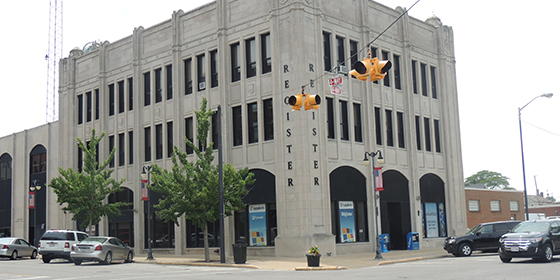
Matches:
[[349, 57, 392, 82], [304, 94, 321, 110], [288, 93, 304, 111]]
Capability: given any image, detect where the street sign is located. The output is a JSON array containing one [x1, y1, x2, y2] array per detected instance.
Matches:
[[331, 86, 341, 95], [328, 76, 343, 86]]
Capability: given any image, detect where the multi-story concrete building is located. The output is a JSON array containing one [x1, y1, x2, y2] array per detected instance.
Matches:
[[0, 0, 467, 257]]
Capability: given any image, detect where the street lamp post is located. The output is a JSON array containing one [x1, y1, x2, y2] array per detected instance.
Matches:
[[363, 150, 385, 259], [141, 165, 154, 260], [29, 180, 41, 247], [519, 93, 553, 220]]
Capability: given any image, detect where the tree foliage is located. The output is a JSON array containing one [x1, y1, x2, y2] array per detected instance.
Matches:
[[49, 129, 128, 235], [149, 98, 254, 261], [464, 170, 510, 190]]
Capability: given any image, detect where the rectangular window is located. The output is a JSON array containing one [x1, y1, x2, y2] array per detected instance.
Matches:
[[155, 124, 163, 160], [415, 116, 422, 150], [263, 99, 274, 141], [144, 72, 151, 106], [144, 127, 151, 162], [109, 135, 115, 168], [128, 131, 133, 165], [211, 113, 218, 149], [510, 201, 519, 211], [385, 109, 393, 147], [261, 33, 271, 74], [185, 117, 194, 154], [197, 54, 206, 91], [353, 103, 362, 142], [336, 36, 345, 67], [118, 133, 125, 167], [167, 121, 173, 157], [382, 51, 390, 87], [421, 63, 428, 96], [340, 100, 349, 141], [77, 94, 83, 125], [166, 64, 173, 100], [77, 144, 82, 173], [155, 68, 162, 103], [327, 97, 335, 139], [411, 60, 418, 94], [323, 31, 331, 71], [468, 200, 480, 212], [231, 43, 241, 82], [118, 81, 125, 113], [245, 38, 256, 78], [393, 54, 401, 90], [128, 77, 133, 111], [424, 117, 431, 152], [86, 91, 92, 122], [490, 201, 501, 212], [430, 66, 437, 99], [232, 106, 242, 146], [210, 50, 218, 88], [95, 89, 100, 120], [375, 107, 382, 145], [397, 112, 405, 148], [108, 84, 115, 116], [247, 102, 258, 144], [350, 40, 358, 79], [434, 119, 441, 153], [184, 58, 193, 94]]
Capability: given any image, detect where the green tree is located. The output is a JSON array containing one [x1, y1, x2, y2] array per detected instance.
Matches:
[[49, 129, 128, 235], [464, 170, 510, 190], [149, 98, 254, 262]]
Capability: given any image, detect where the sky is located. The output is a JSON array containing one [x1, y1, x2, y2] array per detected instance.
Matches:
[[1, 0, 559, 200]]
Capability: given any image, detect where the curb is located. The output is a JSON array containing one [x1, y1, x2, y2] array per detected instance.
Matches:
[[294, 266, 347, 271], [377, 257, 424, 266], [134, 259, 259, 269]]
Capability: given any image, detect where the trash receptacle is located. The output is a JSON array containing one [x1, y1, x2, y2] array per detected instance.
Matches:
[[407, 232, 419, 250], [378, 234, 389, 253], [232, 241, 247, 264]]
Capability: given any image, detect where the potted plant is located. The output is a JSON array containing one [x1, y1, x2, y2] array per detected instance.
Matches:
[[306, 245, 321, 267]]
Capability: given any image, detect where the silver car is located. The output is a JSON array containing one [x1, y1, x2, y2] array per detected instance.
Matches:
[[70, 236, 133, 265], [0, 237, 38, 260]]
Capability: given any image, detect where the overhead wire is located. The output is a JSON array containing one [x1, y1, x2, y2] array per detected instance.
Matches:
[[300, 0, 421, 91]]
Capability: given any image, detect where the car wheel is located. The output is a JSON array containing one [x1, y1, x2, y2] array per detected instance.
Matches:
[[459, 243, 472, 257], [540, 244, 553, 262], [74, 260, 82, 265], [30, 250, 37, 259], [102, 252, 112, 265], [42, 257, 51, 263], [500, 255, 512, 263], [10, 250, 18, 260], [125, 252, 133, 263]]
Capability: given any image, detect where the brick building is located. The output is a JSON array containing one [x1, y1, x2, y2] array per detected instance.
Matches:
[[465, 186, 524, 228]]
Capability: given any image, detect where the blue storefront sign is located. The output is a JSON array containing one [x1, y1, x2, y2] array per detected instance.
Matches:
[[339, 201, 356, 243], [249, 204, 267, 246]]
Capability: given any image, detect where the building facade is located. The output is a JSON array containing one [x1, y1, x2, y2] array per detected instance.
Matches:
[[0, 0, 467, 257], [465, 186, 524, 228]]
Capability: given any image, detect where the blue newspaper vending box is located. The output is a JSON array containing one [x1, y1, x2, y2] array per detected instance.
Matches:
[[379, 234, 389, 253], [407, 232, 419, 250]]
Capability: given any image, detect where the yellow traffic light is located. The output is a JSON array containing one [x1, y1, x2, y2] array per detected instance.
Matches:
[[349, 56, 392, 82], [304, 94, 321, 110], [288, 93, 304, 111]]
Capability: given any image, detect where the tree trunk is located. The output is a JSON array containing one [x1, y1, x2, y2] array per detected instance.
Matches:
[[204, 223, 210, 262]]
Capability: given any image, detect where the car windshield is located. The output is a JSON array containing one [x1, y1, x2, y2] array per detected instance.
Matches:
[[81, 237, 107, 244], [0, 238, 14, 244], [512, 222, 550, 233], [40, 232, 74, 241], [466, 224, 481, 235]]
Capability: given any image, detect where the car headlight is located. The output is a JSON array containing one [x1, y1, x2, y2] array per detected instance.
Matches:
[[499, 237, 505, 243], [530, 237, 542, 243], [448, 238, 456, 244]]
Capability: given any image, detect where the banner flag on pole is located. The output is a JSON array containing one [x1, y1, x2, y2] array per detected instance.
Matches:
[[29, 192, 35, 209], [375, 166, 383, 191], [141, 182, 148, 201]]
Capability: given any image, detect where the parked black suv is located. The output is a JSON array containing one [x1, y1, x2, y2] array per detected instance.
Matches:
[[444, 220, 521, 257], [499, 220, 560, 262]]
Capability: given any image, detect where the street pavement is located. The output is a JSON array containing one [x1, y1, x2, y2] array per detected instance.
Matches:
[[134, 246, 450, 270]]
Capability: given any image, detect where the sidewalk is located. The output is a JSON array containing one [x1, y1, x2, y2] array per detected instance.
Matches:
[[134, 247, 450, 270]]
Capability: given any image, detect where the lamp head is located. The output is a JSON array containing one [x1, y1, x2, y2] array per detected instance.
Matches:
[[543, 93, 553, 98], [363, 153, 370, 166], [377, 156, 385, 165], [141, 170, 148, 181]]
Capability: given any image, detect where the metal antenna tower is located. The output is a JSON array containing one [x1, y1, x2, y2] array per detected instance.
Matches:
[[46, 0, 63, 123]]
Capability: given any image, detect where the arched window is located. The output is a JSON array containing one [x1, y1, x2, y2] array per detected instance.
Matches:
[[0, 153, 12, 237], [108, 187, 134, 246], [420, 174, 447, 238]]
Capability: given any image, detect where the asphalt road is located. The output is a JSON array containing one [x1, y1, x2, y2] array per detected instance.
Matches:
[[1, 253, 560, 280]]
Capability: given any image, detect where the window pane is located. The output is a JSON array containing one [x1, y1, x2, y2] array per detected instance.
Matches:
[[166, 65, 173, 100], [424, 117, 431, 152], [77, 94, 83, 124], [430, 66, 437, 99], [231, 43, 241, 82], [108, 84, 115, 116], [385, 109, 393, 147], [144, 127, 151, 161], [323, 32, 331, 71], [155, 68, 162, 103], [393, 54, 401, 90], [197, 54, 206, 91], [167, 121, 173, 158], [184, 58, 193, 95], [118, 81, 125, 113], [434, 119, 441, 153], [155, 124, 163, 160], [263, 99, 274, 141], [340, 101, 349, 140], [397, 112, 405, 148], [210, 50, 218, 88], [128, 78, 133, 111], [185, 117, 194, 154], [232, 106, 242, 146], [144, 72, 151, 106], [327, 97, 335, 139], [353, 103, 362, 142], [247, 102, 258, 143], [261, 33, 271, 74], [245, 38, 256, 78]]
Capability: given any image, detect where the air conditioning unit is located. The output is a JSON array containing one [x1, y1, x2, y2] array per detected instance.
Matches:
[[198, 82, 206, 90], [338, 65, 348, 74]]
